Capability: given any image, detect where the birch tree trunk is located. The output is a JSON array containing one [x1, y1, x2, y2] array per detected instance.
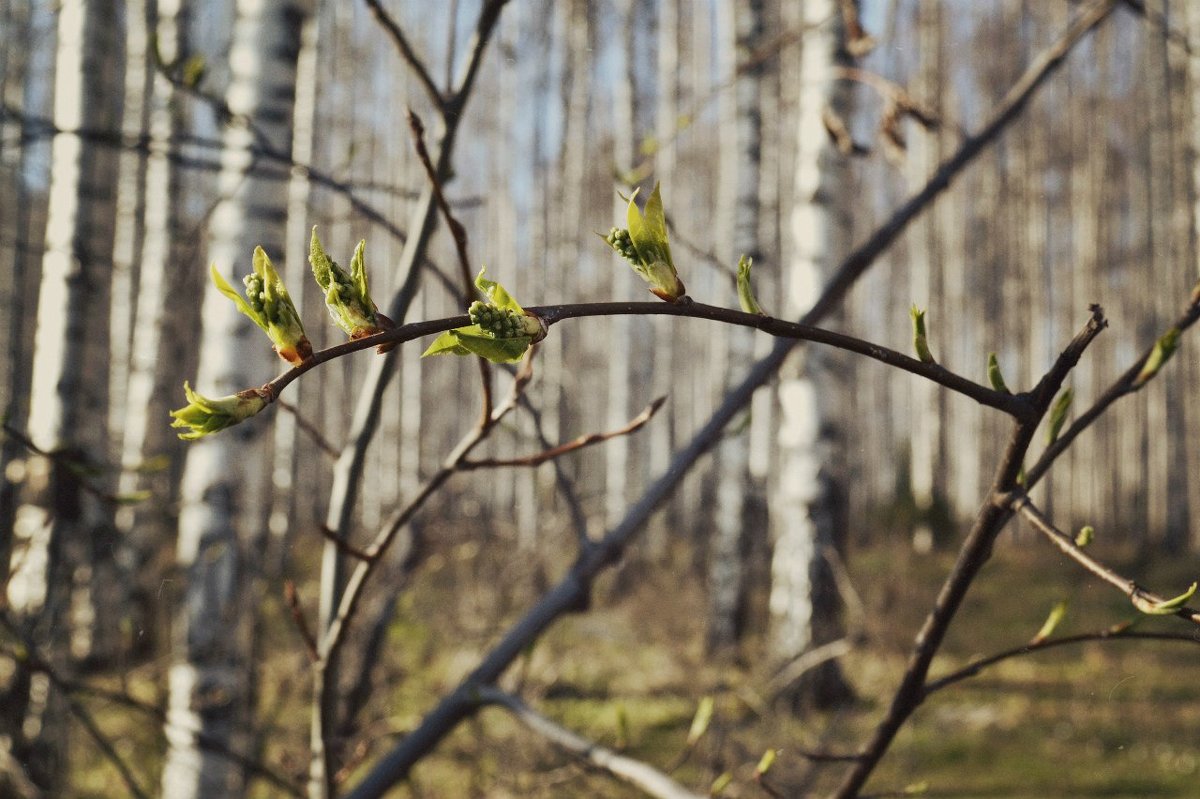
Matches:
[[768, 0, 853, 709], [708, 0, 763, 654], [161, 1, 311, 795], [6, 0, 124, 788]]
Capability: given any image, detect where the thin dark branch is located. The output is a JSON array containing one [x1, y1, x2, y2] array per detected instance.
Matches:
[[276, 398, 340, 459], [316, 524, 374, 562], [284, 580, 320, 662], [924, 628, 1200, 695], [460, 396, 667, 470], [363, 0, 445, 108], [476, 688, 706, 799], [1005, 493, 1200, 625], [1, 422, 137, 507], [1024, 290, 1200, 489], [260, 302, 1027, 417]]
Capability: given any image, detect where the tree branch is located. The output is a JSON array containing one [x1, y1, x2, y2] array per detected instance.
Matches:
[[1005, 493, 1200, 624], [476, 688, 706, 799], [362, 0, 445, 109]]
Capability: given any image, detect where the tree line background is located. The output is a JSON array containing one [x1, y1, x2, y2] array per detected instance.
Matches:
[[1, 0, 1198, 796]]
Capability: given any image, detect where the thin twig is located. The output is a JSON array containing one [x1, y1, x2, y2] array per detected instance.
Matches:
[[260, 302, 1028, 417], [1, 422, 137, 507], [924, 628, 1200, 695], [460, 396, 667, 469], [1005, 493, 1200, 625], [276, 398, 340, 459], [476, 687, 706, 799], [363, 0, 445, 109], [284, 580, 320, 662], [316, 524, 373, 562]]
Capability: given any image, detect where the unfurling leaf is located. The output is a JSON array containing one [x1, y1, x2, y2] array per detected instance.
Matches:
[[1133, 328, 1180, 388], [1133, 582, 1198, 615], [1075, 525, 1094, 548], [686, 696, 715, 747], [310, 227, 386, 340], [609, 182, 687, 302], [170, 381, 269, 440], [1031, 600, 1068, 644], [211, 248, 311, 365], [910, 305, 934, 363], [421, 268, 543, 364], [1046, 387, 1073, 444], [987, 352, 1010, 393], [709, 771, 733, 796], [737, 255, 766, 315]]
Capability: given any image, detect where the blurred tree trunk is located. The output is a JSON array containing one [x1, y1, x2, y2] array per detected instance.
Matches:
[[768, 0, 853, 710], [6, 0, 124, 788], [707, 0, 763, 655], [115, 0, 196, 661], [160, 1, 310, 795]]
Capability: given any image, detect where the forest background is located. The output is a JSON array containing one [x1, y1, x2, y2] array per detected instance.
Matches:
[[2, 0, 1200, 797]]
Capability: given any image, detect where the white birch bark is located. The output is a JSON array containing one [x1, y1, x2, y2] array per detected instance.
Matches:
[[161, 1, 311, 795], [8, 0, 124, 786], [768, 0, 852, 695], [708, 0, 763, 653]]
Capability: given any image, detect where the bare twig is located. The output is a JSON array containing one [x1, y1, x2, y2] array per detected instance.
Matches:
[[476, 688, 706, 799], [284, 580, 321, 662], [924, 628, 1200, 695], [1005, 493, 1200, 625], [460, 396, 667, 470], [1, 422, 138, 507], [766, 638, 855, 699], [363, 0, 445, 109], [276, 398, 339, 459], [315, 524, 373, 562]]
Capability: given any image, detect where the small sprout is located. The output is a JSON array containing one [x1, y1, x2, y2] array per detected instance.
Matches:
[[737, 255, 766, 315], [709, 771, 733, 797], [1132, 328, 1180, 388], [609, 182, 687, 302], [211, 249, 311, 366], [169, 381, 269, 440], [753, 749, 778, 779], [1075, 525, 1094, 548], [686, 696, 715, 747], [1132, 582, 1197, 616], [987, 352, 1010, 393], [422, 268, 544, 364], [310, 228, 391, 340], [1046, 387, 1073, 444], [910, 305, 934, 363], [1031, 600, 1068, 644]]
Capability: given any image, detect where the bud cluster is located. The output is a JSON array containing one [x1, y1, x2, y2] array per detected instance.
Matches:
[[468, 300, 524, 339], [605, 226, 638, 264]]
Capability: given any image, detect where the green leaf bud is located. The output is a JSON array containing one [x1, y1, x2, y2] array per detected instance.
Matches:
[[1132, 581, 1197, 615], [423, 268, 543, 363], [987, 352, 1010, 393], [910, 305, 934, 363], [619, 182, 686, 302], [211, 248, 311, 366], [1030, 599, 1067, 644], [1075, 525, 1094, 548], [1133, 328, 1180, 388], [737, 255, 766, 315], [170, 381, 269, 440], [310, 227, 383, 339], [1046, 387, 1073, 444]]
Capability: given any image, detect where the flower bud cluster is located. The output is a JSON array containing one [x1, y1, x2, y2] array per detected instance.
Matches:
[[605, 227, 638, 264], [468, 300, 524, 339]]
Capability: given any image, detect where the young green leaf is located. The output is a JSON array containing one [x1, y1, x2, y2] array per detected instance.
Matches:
[[753, 749, 778, 779], [169, 382, 269, 440], [709, 771, 733, 796], [1133, 328, 1180, 388], [310, 227, 384, 339], [1031, 600, 1068, 644], [736, 255, 765, 315], [987, 352, 1010, 393], [211, 248, 311, 365], [422, 270, 542, 363], [620, 182, 687, 302], [1133, 582, 1197, 616], [1046, 387, 1073, 444], [1075, 525, 1094, 548], [910, 305, 934, 363]]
